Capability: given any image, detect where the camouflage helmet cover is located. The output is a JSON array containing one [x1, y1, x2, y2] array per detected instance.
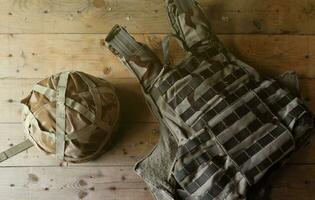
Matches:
[[21, 71, 120, 163]]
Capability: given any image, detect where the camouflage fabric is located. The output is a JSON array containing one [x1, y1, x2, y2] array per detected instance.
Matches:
[[105, 0, 314, 199], [20, 71, 120, 163]]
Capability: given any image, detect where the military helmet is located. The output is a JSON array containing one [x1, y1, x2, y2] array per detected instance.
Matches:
[[0, 71, 120, 163]]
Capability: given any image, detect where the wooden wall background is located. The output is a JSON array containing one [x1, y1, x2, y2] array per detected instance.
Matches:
[[0, 0, 315, 199]]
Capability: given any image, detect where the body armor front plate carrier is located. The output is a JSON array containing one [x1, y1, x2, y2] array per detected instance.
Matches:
[[105, 0, 314, 199]]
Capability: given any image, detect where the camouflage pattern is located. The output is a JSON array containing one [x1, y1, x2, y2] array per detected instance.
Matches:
[[21, 71, 120, 163], [106, 25, 162, 91], [105, 0, 314, 199], [167, 0, 225, 56]]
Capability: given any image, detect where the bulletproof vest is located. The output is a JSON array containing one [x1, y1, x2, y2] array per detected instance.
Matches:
[[0, 71, 120, 163], [105, 0, 314, 199]]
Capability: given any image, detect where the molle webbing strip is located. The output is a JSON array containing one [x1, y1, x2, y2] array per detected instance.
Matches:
[[174, 151, 213, 182], [191, 84, 250, 132], [232, 126, 288, 167], [223, 104, 281, 148], [207, 93, 291, 153], [189, 85, 295, 186], [282, 105, 306, 126], [254, 80, 308, 133], [222, 106, 271, 152], [255, 81, 294, 110], [179, 67, 248, 122], [191, 80, 296, 133], [174, 0, 195, 13], [176, 131, 211, 159], [184, 159, 233, 194], [0, 140, 34, 163], [185, 164, 220, 193], [55, 72, 69, 161], [175, 139, 224, 182], [106, 25, 141, 59], [210, 96, 262, 137], [174, 153, 224, 183], [255, 80, 297, 116], [270, 94, 296, 113], [157, 56, 200, 94], [177, 117, 294, 197], [206, 101, 295, 184], [177, 84, 296, 187], [244, 138, 294, 183], [197, 167, 237, 200], [175, 156, 237, 199], [168, 60, 226, 109], [168, 76, 203, 109]]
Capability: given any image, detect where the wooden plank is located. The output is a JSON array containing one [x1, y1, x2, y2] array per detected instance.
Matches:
[[1, 78, 315, 123], [0, 0, 315, 34], [0, 165, 314, 200], [0, 121, 314, 167], [222, 35, 315, 78], [0, 78, 155, 123], [0, 166, 153, 200], [0, 123, 159, 167], [270, 165, 315, 200], [0, 34, 132, 79], [1, 34, 315, 79]]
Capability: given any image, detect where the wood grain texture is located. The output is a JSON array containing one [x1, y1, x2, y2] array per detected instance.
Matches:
[[0, 78, 155, 123], [1, 78, 315, 123], [269, 165, 315, 200], [0, 166, 153, 200], [0, 121, 314, 167], [0, 123, 159, 167], [0, 165, 314, 200], [1, 34, 315, 79], [1, 0, 315, 34], [0, 0, 314, 199]]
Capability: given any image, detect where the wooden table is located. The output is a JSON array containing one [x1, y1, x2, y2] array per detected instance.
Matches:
[[0, 0, 315, 199]]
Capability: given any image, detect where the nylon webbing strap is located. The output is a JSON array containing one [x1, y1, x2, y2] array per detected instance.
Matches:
[[105, 25, 141, 59], [32, 84, 97, 124], [77, 73, 102, 120], [55, 72, 69, 161], [0, 139, 34, 163], [162, 35, 170, 66], [33, 84, 56, 101]]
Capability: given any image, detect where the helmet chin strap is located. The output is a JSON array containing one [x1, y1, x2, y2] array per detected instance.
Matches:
[[0, 139, 33, 163]]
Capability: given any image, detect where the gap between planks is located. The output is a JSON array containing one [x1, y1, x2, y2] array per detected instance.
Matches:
[[0, 0, 315, 35], [0, 34, 315, 79]]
